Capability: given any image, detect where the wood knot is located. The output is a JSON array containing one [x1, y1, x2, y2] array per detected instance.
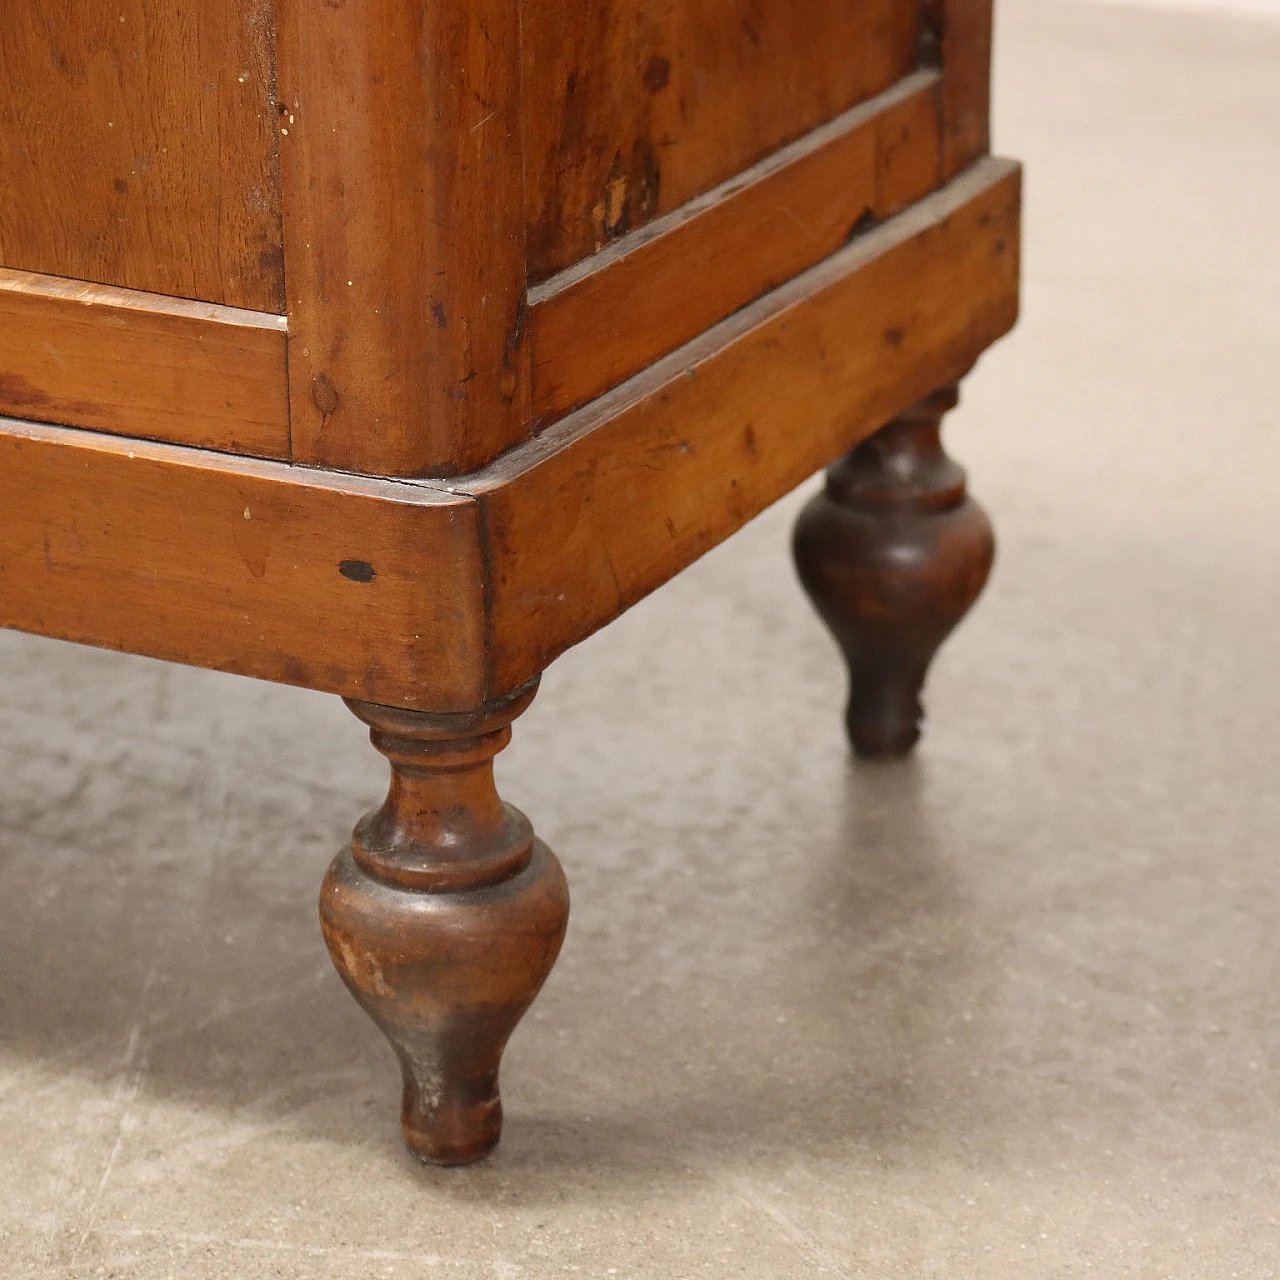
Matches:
[[312, 373, 340, 415]]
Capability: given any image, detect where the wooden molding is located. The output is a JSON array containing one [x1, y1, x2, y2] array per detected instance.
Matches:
[[473, 158, 1021, 693], [0, 418, 488, 710], [0, 268, 290, 457], [527, 71, 944, 425], [0, 158, 1019, 712]]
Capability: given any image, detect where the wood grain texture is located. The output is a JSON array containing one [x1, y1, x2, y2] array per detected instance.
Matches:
[[932, 0, 994, 178], [0, 0, 283, 312], [0, 161, 1017, 713], [0, 418, 488, 710], [521, 0, 921, 279], [322, 687, 569, 1166], [528, 72, 943, 423], [471, 158, 1020, 694], [0, 268, 289, 456], [277, 0, 530, 478]]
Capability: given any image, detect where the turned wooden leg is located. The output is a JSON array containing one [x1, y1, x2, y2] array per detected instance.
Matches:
[[792, 381, 995, 758], [320, 679, 569, 1166]]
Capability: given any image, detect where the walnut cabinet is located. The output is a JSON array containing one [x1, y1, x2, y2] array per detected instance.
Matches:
[[0, 0, 1020, 1165]]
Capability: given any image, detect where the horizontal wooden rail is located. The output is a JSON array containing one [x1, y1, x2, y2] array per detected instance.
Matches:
[[0, 159, 1019, 711], [0, 268, 290, 457], [0, 419, 487, 709], [478, 158, 1021, 691], [527, 70, 943, 424]]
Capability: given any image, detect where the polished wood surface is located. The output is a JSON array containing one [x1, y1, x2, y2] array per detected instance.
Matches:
[[0, 0, 999, 480], [934, 0, 994, 179], [478, 160, 1018, 693], [277, 0, 530, 478], [0, 160, 1018, 714], [528, 71, 942, 423], [521, 0, 919, 278], [793, 381, 995, 755], [0, 0, 1018, 1167], [0, 268, 288, 456], [0, 0, 283, 312], [321, 685, 569, 1164], [0, 418, 490, 711], [0, 0, 994, 477]]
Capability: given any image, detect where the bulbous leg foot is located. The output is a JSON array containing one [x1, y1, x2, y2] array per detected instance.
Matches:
[[792, 381, 995, 758], [320, 680, 569, 1166]]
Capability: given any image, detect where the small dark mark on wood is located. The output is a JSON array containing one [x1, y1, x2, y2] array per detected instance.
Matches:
[[339, 559, 377, 583], [643, 55, 671, 92], [282, 657, 310, 684], [311, 374, 340, 414], [258, 243, 285, 279], [431, 300, 448, 328], [847, 209, 877, 241], [883, 327, 905, 347], [918, 0, 944, 66]]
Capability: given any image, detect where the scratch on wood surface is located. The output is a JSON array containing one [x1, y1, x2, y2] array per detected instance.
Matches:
[[600, 542, 624, 610]]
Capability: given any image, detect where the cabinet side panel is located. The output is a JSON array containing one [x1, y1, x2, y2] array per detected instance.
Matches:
[[522, 0, 921, 280], [0, 0, 283, 313]]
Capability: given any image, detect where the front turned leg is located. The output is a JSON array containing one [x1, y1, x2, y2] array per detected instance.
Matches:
[[792, 382, 995, 757], [320, 680, 569, 1166]]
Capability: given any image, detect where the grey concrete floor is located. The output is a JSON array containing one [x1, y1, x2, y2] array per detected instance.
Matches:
[[2, 1, 1279, 1276]]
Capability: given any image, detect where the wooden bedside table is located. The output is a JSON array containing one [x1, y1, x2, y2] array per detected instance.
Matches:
[[0, 0, 1019, 1165]]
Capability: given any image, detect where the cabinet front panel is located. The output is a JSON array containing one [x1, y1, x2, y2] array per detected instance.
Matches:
[[522, 0, 922, 282], [0, 0, 283, 313]]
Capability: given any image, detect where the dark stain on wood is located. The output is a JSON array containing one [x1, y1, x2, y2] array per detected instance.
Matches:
[[0, 372, 53, 409], [643, 54, 671, 91], [311, 374, 340, 415], [339, 559, 377, 583], [848, 208, 878, 241], [522, 0, 920, 279]]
